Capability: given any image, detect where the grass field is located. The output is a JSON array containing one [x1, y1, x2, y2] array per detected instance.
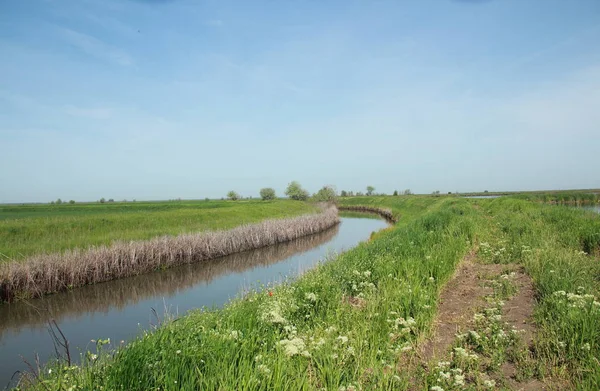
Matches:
[[14, 195, 600, 390], [0, 200, 318, 260]]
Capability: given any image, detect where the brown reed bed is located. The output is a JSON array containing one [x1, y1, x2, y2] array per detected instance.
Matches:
[[0, 224, 340, 336], [0, 206, 339, 302], [338, 205, 397, 223]]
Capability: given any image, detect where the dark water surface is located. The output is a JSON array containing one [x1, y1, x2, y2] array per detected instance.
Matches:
[[0, 216, 387, 388]]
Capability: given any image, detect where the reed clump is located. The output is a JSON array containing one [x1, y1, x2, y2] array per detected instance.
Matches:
[[0, 207, 339, 301], [337, 205, 396, 223]]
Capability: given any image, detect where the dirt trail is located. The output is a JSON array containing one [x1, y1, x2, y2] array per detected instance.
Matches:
[[419, 252, 506, 362], [417, 251, 545, 390]]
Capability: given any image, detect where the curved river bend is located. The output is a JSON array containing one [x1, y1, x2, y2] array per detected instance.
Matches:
[[0, 216, 388, 388]]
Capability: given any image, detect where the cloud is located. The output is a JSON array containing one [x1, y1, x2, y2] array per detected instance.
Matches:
[[63, 105, 114, 119], [60, 27, 134, 66]]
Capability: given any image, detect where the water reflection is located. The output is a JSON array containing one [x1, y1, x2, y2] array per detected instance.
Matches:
[[0, 217, 388, 388], [0, 224, 339, 337]]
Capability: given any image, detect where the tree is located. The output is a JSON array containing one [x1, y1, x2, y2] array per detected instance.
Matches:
[[393, 190, 398, 196], [69, 200, 75, 204], [108, 198, 115, 203], [340, 190, 348, 197], [227, 191, 240, 201], [259, 187, 276, 201], [403, 189, 413, 195], [432, 190, 440, 196], [56, 198, 63, 205], [348, 191, 354, 197], [366, 186, 375, 196], [312, 185, 337, 202], [285, 181, 309, 201]]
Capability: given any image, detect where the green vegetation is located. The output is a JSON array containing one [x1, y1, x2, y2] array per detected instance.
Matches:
[[285, 181, 310, 201], [0, 200, 318, 260], [312, 185, 338, 203], [259, 188, 276, 201], [14, 195, 600, 390], [227, 191, 240, 201], [1, 207, 339, 301]]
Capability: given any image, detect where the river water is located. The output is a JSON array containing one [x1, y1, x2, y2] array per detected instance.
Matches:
[[0, 215, 388, 388]]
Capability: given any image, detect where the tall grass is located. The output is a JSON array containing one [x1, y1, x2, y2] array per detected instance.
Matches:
[[0, 200, 318, 259], [0, 207, 339, 301], [0, 225, 340, 337], [16, 196, 600, 390], [18, 198, 476, 390]]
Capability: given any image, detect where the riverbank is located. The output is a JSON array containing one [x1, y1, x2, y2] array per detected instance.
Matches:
[[0, 199, 319, 260], [15, 196, 600, 390], [0, 206, 339, 301]]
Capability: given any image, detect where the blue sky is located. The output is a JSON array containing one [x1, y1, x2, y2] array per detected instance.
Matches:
[[1, 0, 599, 202]]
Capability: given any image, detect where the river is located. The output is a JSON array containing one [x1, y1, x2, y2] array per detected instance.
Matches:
[[0, 215, 388, 388]]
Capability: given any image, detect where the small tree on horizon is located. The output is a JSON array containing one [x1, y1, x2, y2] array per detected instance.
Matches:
[[403, 189, 413, 195], [99, 198, 106, 203], [227, 191, 240, 201], [340, 190, 348, 197], [366, 186, 375, 196], [393, 190, 398, 196], [285, 181, 309, 201], [259, 188, 276, 200], [312, 185, 337, 203], [69, 200, 75, 204]]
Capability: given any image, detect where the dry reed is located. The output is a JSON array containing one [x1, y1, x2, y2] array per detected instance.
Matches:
[[338, 205, 397, 223], [0, 206, 339, 301]]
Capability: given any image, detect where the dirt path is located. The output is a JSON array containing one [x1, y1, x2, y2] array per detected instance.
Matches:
[[416, 251, 546, 390], [419, 252, 507, 363]]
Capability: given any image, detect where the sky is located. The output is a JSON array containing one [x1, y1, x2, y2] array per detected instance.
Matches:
[[1, 0, 599, 203]]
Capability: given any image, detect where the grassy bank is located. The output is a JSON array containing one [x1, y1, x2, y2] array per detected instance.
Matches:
[[16, 196, 600, 390], [0, 200, 318, 260], [0, 206, 338, 301]]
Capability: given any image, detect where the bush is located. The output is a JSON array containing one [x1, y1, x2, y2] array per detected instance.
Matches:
[[285, 181, 309, 201], [312, 185, 338, 202], [99, 198, 106, 204], [259, 188, 276, 201], [227, 191, 240, 201]]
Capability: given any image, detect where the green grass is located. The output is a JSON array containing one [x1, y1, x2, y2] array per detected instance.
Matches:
[[0, 200, 318, 260], [17, 196, 600, 390]]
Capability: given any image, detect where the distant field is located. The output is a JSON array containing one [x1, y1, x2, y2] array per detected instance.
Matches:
[[0, 200, 318, 260]]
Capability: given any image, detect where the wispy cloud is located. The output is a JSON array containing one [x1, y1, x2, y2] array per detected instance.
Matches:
[[63, 105, 114, 119], [59, 27, 134, 66]]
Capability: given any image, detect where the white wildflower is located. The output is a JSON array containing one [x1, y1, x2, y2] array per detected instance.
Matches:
[[305, 292, 318, 302]]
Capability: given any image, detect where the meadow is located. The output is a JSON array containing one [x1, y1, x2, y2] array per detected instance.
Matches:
[[11, 195, 600, 390], [0, 202, 337, 301], [0, 200, 318, 260]]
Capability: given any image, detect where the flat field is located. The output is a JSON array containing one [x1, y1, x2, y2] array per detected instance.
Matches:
[[0, 200, 318, 260], [13, 195, 600, 390]]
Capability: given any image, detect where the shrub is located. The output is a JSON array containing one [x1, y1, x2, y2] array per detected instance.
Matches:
[[312, 185, 338, 203], [259, 188, 276, 201], [227, 191, 240, 201], [285, 181, 309, 201]]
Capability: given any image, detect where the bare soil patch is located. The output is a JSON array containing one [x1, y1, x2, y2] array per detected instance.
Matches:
[[417, 251, 547, 390]]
